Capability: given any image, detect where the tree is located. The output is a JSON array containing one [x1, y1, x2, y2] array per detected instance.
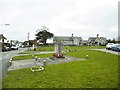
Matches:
[[112, 38, 116, 43], [107, 39, 112, 43], [107, 38, 117, 43], [35, 26, 54, 45]]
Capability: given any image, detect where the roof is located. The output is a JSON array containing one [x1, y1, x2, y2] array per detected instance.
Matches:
[[99, 37, 107, 39], [53, 36, 82, 41], [88, 37, 106, 40], [88, 37, 96, 41], [0, 34, 7, 40], [53, 36, 72, 41]]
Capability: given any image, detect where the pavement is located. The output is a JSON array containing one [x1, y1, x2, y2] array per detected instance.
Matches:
[[0, 48, 27, 89], [8, 56, 85, 71], [15, 51, 54, 56], [1, 48, 27, 77], [8, 59, 42, 71]]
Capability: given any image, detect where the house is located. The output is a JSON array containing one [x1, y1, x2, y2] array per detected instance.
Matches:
[[0, 34, 7, 43], [99, 37, 107, 45], [9, 40, 23, 47], [82, 40, 88, 46], [23, 40, 38, 47], [88, 37, 107, 46], [53, 36, 82, 46]]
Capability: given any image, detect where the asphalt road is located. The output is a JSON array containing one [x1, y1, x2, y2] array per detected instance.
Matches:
[[1, 48, 27, 77]]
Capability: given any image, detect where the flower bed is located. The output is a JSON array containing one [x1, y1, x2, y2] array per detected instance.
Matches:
[[53, 53, 64, 58], [30, 66, 44, 72]]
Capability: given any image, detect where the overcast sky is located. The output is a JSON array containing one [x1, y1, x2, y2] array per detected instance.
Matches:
[[0, 0, 119, 42]]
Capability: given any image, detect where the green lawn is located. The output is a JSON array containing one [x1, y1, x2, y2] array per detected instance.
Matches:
[[2, 46, 119, 88], [31, 45, 54, 51], [18, 46, 54, 54], [14, 46, 105, 60], [12, 54, 52, 61], [18, 46, 105, 54]]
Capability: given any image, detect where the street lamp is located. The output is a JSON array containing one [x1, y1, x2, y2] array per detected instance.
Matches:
[[4, 24, 10, 26], [0, 24, 10, 26]]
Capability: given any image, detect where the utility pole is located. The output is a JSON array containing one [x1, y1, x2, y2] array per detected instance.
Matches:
[[27, 32, 30, 50], [71, 33, 74, 45]]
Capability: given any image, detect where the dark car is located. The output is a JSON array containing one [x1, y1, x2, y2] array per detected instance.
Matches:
[[116, 45, 120, 52], [111, 44, 117, 51], [2, 43, 11, 51], [111, 44, 120, 52]]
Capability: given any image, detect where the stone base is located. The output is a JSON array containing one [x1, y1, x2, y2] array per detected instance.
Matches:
[[50, 56, 65, 60]]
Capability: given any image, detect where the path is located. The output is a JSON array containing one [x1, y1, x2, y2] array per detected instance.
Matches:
[[89, 48, 120, 55], [8, 56, 85, 71], [1, 48, 27, 77], [15, 51, 54, 56]]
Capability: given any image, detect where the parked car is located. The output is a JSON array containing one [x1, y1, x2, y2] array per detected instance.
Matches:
[[106, 43, 115, 50], [6, 46, 11, 51], [2, 46, 11, 51], [116, 45, 120, 52], [112, 44, 120, 52], [111, 44, 118, 51], [2, 43, 11, 51], [11, 45, 18, 50]]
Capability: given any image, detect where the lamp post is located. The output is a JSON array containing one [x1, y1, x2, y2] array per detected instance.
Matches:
[[0, 24, 10, 26]]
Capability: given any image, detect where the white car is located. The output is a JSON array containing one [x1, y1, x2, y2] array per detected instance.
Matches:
[[11, 45, 18, 50], [106, 43, 115, 50]]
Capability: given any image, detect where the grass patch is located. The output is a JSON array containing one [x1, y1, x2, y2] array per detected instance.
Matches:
[[18, 52, 30, 54], [18, 51, 41, 54], [63, 45, 105, 51], [31, 46, 54, 51], [15, 46, 105, 60], [12, 54, 52, 61], [21, 46, 105, 52], [3, 46, 119, 88]]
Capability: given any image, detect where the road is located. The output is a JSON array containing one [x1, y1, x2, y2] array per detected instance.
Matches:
[[1, 48, 27, 77]]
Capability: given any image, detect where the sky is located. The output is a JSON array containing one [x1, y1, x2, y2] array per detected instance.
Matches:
[[0, 0, 119, 42]]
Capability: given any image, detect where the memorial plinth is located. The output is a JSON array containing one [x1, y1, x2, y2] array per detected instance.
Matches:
[[53, 42, 64, 58]]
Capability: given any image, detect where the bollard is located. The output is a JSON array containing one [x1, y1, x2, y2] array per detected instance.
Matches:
[[43, 60, 46, 66], [38, 58, 41, 62], [35, 56, 38, 61], [34, 48, 36, 51], [86, 55, 88, 59], [32, 55, 34, 59], [9, 59, 12, 66]]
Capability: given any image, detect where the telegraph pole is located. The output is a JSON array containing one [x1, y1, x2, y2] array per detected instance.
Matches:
[[27, 32, 30, 50], [72, 33, 74, 45]]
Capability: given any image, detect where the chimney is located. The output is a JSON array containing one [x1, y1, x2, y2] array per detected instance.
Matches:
[[97, 34, 99, 37]]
